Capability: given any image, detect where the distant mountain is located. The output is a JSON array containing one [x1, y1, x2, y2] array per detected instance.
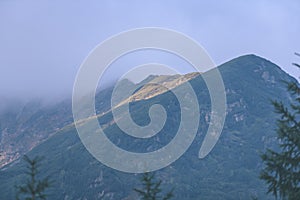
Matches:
[[0, 86, 116, 168], [0, 55, 297, 199], [0, 99, 73, 167]]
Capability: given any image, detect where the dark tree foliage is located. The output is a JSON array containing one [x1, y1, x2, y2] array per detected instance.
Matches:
[[15, 155, 51, 200], [134, 172, 174, 200], [260, 53, 300, 200]]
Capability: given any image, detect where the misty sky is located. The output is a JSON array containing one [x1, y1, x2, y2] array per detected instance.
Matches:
[[0, 0, 299, 100]]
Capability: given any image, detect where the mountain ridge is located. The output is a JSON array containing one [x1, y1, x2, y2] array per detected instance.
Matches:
[[0, 54, 297, 199]]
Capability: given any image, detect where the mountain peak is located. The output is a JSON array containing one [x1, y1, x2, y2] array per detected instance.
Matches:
[[223, 54, 274, 67], [116, 72, 200, 105]]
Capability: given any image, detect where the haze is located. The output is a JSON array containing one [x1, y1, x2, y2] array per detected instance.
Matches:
[[0, 0, 299, 101]]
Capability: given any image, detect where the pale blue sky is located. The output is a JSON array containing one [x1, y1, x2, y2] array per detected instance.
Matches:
[[0, 0, 299, 100]]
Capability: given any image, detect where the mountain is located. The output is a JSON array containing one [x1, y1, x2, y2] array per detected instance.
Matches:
[[0, 85, 116, 168], [0, 54, 297, 200], [0, 99, 73, 167]]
